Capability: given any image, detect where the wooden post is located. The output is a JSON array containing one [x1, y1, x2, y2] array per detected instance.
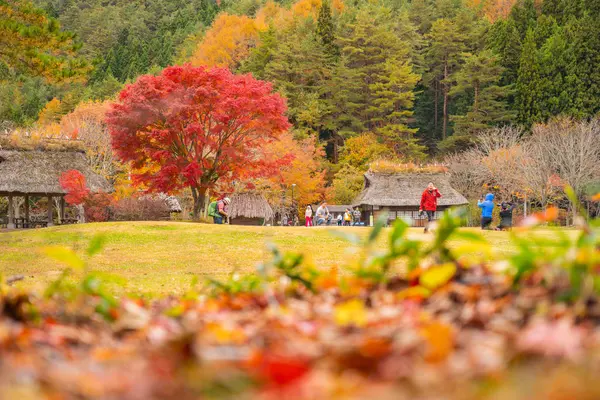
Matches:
[[24, 195, 29, 228], [7, 195, 15, 229], [47, 195, 54, 227], [60, 197, 65, 224]]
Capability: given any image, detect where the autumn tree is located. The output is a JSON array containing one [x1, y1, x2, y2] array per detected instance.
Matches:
[[190, 13, 260, 70], [59, 169, 90, 222], [107, 64, 291, 219], [251, 131, 326, 214], [528, 118, 600, 220]]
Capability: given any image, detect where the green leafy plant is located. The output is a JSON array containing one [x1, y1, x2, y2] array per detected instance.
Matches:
[[44, 234, 124, 320]]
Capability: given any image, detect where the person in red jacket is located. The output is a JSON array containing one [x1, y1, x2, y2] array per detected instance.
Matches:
[[419, 182, 442, 233]]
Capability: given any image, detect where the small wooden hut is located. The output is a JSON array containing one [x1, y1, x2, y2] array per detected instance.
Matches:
[[353, 172, 468, 227], [228, 192, 274, 225], [0, 149, 111, 228]]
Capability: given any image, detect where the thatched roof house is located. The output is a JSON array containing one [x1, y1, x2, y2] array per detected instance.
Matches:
[[0, 149, 112, 195], [0, 149, 112, 228], [228, 192, 274, 225], [353, 172, 468, 226]]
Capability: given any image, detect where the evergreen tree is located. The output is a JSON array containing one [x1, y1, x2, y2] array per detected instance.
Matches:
[[239, 26, 278, 79], [449, 50, 514, 137], [316, 0, 338, 58], [516, 29, 543, 126], [425, 18, 467, 140]]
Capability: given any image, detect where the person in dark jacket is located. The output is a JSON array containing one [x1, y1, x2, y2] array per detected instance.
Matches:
[[477, 193, 495, 229], [496, 202, 516, 231], [419, 182, 442, 233]]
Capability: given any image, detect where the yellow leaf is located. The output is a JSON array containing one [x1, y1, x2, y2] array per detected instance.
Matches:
[[396, 286, 431, 300], [420, 263, 456, 290], [43, 246, 85, 270], [334, 299, 367, 327]]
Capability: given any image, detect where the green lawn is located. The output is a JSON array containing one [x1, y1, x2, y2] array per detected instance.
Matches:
[[0, 221, 577, 295]]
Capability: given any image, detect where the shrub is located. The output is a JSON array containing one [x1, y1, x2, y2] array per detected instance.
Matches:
[[84, 192, 113, 222], [111, 197, 170, 221]]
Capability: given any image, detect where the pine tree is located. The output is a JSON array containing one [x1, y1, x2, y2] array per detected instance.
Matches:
[[450, 50, 514, 137]]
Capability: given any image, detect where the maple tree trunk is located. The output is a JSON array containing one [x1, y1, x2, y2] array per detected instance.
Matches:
[[191, 186, 208, 221]]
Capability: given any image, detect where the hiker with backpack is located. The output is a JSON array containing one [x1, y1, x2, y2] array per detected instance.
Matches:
[[208, 197, 231, 224]]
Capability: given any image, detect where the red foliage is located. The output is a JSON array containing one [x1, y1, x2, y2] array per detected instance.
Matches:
[[84, 192, 113, 222], [59, 170, 90, 205], [107, 64, 291, 217]]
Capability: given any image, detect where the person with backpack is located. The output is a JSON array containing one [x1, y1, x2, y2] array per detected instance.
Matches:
[[208, 197, 231, 224], [478, 193, 495, 229], [343, 209, 352, 226], [419, 182, 442, 233], [496, 201, 516, 231]]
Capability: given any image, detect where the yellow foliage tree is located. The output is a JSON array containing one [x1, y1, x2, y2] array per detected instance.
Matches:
[[292, 0, 344, 18], [252, 131, 326, 213], [255, 1, 290, 30], [190, 13, 260, 69], [37, 98, 63, 126]]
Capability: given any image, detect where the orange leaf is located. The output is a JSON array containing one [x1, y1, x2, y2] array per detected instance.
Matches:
[[420, 322, 454, 363]]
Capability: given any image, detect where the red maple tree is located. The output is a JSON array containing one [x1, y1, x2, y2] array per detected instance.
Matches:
[[107, 64, 291, 219], [59, 170, 90, 205]]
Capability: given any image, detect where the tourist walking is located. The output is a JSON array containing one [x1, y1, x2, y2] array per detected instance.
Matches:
[[478, 193, 495, 229], [305, 205, 313, 227], [419, 182, 442, 233]]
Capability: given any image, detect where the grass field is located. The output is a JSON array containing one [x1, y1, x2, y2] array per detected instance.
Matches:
[[0, 221, 578, 296]]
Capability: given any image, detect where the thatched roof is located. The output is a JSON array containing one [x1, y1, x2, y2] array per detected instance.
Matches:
[[139, 193, 182, 213], [229, 193, 274, 220], [353, 172, 468, 207], [0, 149, 112, 195]]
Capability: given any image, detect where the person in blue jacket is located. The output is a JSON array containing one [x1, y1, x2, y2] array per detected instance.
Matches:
[[477, 193, 495, 229]]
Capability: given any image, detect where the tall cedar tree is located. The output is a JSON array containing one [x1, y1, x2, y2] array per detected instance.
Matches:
[[425, 18, 467, 140], [107, 65, 291, 219], [316, 0, 337, 58], [516, 29, 542, 126]]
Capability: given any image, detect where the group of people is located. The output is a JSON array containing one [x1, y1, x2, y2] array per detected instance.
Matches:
[[304, 203, 362, 227], [207, 187, 516, 231], [477, 193, 516, 230]]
